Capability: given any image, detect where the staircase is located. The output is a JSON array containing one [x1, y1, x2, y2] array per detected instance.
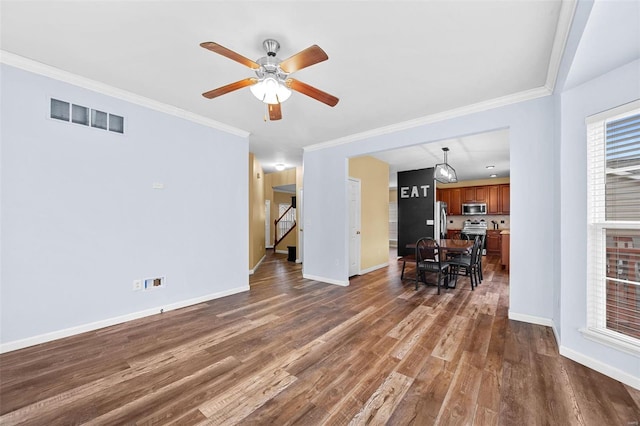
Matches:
[[274, 205, 296, 250]]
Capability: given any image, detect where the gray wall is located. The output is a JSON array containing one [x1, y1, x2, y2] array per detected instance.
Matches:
[[0, 64, 249, 348], [559, 59, 640, 383]]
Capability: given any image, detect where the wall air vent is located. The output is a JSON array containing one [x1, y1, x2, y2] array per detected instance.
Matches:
[[50, 98, 124, 134]]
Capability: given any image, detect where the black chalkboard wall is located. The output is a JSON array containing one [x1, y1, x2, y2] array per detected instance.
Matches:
[[397, 168, 435, 257]]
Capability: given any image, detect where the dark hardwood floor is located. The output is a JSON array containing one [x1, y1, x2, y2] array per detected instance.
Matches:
[[1, 250, 639, 425]]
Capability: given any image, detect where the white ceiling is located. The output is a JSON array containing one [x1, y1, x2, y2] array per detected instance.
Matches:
[[368, 128, 510, 187], [1, 1, 573, 174]]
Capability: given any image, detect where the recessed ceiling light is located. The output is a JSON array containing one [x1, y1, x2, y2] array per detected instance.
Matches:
[[490, 174, 497, 178], [486, 165, 495, 169]]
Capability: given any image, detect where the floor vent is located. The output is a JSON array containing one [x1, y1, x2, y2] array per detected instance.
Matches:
[[50, 98, 124, 134]]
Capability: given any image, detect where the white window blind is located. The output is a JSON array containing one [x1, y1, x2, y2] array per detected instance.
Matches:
[[586, 100, 640, 353], [389, 202, 398, 243]]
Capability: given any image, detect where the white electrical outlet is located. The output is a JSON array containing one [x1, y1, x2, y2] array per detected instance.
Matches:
[[133, 279, 143, 291]]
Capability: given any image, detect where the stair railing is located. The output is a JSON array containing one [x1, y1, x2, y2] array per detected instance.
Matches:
[[274, 205, 296, 249]]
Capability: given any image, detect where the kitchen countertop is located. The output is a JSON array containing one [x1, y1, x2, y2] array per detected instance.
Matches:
[[500, 230, 510, 235]]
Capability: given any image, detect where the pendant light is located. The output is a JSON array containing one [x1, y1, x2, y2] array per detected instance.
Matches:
[[434, 147, 458, 183]]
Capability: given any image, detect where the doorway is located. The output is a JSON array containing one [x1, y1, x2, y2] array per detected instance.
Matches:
[[348, 178, 361, 277]]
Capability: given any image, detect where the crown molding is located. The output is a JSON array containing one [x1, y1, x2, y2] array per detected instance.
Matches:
[[545, 0, 578, 92], [304, 85, 552, 153], [0, 50, 250, 138]]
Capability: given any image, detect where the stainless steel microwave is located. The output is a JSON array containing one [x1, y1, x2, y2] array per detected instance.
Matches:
[[462, 203, 487, 215]]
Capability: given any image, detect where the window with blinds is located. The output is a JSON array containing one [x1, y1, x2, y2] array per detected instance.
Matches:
[[586, 100, 640, 353], [389, 202, 398, 245]]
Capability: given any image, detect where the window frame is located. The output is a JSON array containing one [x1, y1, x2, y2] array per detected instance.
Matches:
[[584, 100, 640, 355]]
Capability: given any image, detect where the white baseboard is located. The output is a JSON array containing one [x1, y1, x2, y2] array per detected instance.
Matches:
[[302, 273, 349, 287], [508, 311, 554, 327], [507, 312, 639, 390], [0, 285, 250, 354], [559, 345, 640, 390], [551, 323, 560, 347], [359, 262, 389, 275], [249, 254, 266, 275], [275, 249, 288, 255]]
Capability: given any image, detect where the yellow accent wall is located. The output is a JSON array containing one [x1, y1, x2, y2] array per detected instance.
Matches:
[[349, 156, 389, 271], [249, 153, 265, 271]]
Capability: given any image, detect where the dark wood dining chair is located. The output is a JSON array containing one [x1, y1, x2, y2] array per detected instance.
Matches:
[[446, 232, 470, 260], [447, 235, 482, 290], [415, 237, 450, 294], [399, 253, 415, 281]]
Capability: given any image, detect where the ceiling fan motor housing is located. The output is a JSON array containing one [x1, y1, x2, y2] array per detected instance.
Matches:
[[263, 39, 280, 56], [255, 39, 288, 83]]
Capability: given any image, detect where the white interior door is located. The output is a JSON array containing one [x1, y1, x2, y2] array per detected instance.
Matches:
[[349, 178, 361, 277]]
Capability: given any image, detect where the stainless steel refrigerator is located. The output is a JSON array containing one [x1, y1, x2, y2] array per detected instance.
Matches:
[[434, 201, 448, 240]]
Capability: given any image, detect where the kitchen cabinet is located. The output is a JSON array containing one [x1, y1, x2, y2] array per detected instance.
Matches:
[[501, 232, 510, 271], [436, 188, 449, 204], [475, 186, 488, 203], [438, 183, 508, 216], [500, 184, 510, 214], [463, 186, 487, 203], [437, 188, 461, 215], [488, 184, 510, 214], [487, 185, 500, 214], [449, 188, 462, 215], [486, 230, 501, 254], [447, 229, 459, 239], [463, 187, 476, 203]]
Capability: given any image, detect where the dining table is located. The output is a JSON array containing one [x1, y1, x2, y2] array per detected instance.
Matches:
[[405, 238, 474, 256], [403, 238, 474, 288]]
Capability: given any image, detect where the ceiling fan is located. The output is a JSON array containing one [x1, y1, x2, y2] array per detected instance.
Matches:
[[200, 39, 339, 121]]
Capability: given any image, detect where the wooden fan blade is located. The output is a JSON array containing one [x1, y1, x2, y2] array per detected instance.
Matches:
[[202, 78, 257, 99], [200, 42, 260, 70], [268, 103, 282, 121], [279, 45, 328, 73], [285, 78, 339, 107]]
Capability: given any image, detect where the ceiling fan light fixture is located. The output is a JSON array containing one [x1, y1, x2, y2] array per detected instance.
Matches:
[[434, 147, 458, 184], [250, 76, 291, 104]]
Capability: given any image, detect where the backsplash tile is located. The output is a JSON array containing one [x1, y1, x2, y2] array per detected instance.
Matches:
[[448, 214, 510, 230]]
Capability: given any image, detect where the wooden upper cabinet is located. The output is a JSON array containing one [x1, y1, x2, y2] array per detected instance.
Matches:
[[500, 184, 510, 214], [463, 187, 476, 203], [438, 183, 508, 215], [487, 185, 500, 214], [475, 186, 488, 203], [449, 188, 462, 215], [462, 186, 487, 203], [436, 187, 448, 203]]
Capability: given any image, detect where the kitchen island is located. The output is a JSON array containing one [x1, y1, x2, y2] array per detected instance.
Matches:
[[501, 230, 510, 271]]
